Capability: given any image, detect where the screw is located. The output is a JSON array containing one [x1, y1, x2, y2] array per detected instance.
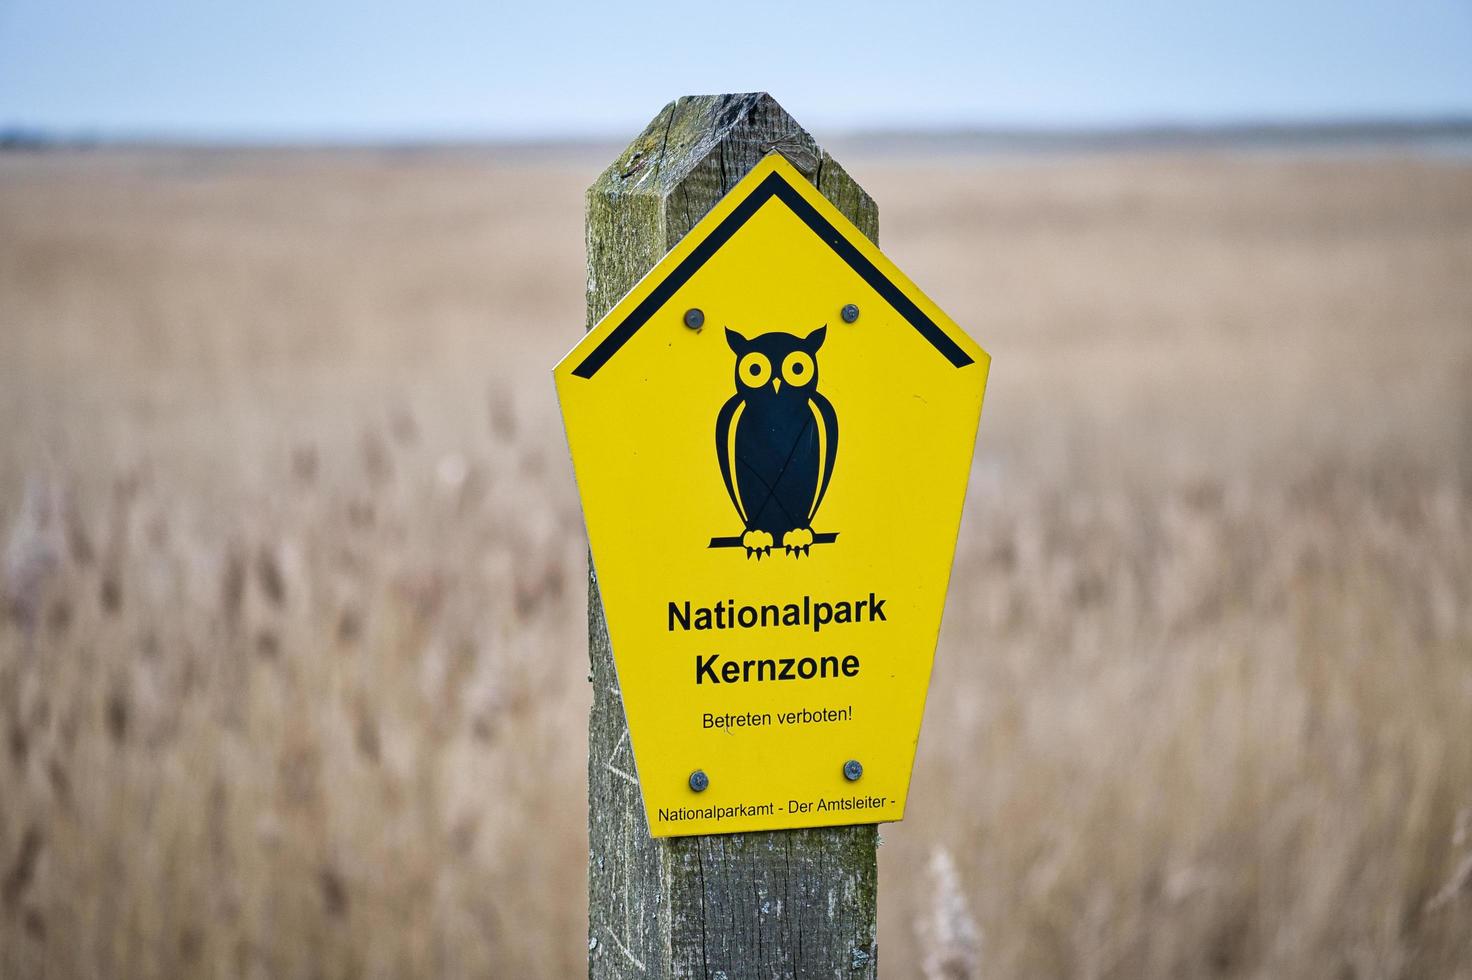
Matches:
[[840, 303, 860, 323], [684, 308, 705, 329], [689, 769, 710, 792], [843, 759, 863, 781]]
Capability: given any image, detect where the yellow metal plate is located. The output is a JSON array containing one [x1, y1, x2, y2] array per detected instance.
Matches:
[[555, 153, 989, 837]]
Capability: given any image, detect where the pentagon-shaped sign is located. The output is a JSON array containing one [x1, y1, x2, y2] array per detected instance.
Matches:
[[555, 153, 989, 837]]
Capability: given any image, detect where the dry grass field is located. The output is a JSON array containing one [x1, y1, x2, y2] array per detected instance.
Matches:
[[1, 144, 1470, 978]]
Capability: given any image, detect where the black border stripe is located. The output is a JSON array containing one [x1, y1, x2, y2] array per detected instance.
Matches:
[[573, 168, 974, 379], [770, 180, 973, 369], [572, 172, 781, 379]]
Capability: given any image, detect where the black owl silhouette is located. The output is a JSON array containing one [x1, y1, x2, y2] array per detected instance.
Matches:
[[714, 326, 838, 558]]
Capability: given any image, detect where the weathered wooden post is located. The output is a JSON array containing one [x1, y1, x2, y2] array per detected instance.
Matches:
[[560, 92, 989, 978], [583, 94, 880, 978]]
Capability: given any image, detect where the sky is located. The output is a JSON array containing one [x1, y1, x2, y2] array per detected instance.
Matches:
[[1, 0, 1470, 141]]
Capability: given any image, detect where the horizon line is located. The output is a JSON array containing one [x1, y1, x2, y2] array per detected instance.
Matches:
[[4, 114, 1472, 151]]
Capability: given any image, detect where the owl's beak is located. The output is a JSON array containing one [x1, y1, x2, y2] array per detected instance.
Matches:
[[771, 379, 782, 393]]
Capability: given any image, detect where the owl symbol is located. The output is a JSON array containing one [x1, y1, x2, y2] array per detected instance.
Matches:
[[715, 326, 838, 558]]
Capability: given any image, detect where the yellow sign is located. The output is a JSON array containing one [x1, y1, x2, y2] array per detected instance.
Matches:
[[555, 153, 989, 837]]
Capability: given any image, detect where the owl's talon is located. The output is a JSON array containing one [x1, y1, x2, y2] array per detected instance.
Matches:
[[782, 528, 814, 555], [742, 530, 773, 559]]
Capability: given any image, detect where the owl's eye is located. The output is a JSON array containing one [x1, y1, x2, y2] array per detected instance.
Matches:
[[782, 351, 815, 386], [738, 352, 771, 388]]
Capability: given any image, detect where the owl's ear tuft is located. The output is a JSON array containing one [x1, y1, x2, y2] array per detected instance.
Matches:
[[725, 328, 749, 353], [804, 325, 827, 351]]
